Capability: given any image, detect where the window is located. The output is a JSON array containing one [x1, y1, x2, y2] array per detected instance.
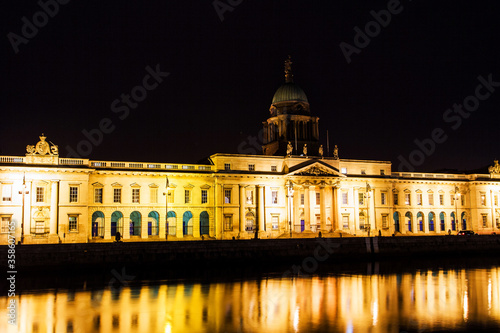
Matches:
[[271, 165, 277, 172], [428, 193, 434, 206], [480, 192, 486, 206], [272, 216, 279, 230], [68, 215, 78, 232], [361, 169, 366, 175], [36, 187, 44, 202], [461, 195, 465, 206], [482, 215, 488, 228], [132, 189, 140, 203], [417, 193, 422, 206], [201, 189, 208, 204], [393, 193, 399, 205], [224, 214, 233, 231], [382, 215, 388, 228], [246, 190, 253, 204], [342, 192, 348, 205], [69, 186, 78, 203], [300, 193, 305, 205], [380, 169, 385, 175], [381, 192, 387, 205], [248, 164, 255, 171], [341, 168, 347, 174], [359, 193, 364, 205], [439, 194, 444, 205], [167, 190, 174, 203], [224, 189, 231, 204], [1, 216, 11, 233], [316, 192, 320, 205], [359, 213, 365, 230], [272, 190, 278, 204], [94, 188, 103, 203], [450, 194, 454, 205], [342, 215, 349, 229], [405, 193, 411, 205], [185, 190, 191, 204], [495, 195, 498, 206], [150, 188, 158, 204], [224, 163, 231, 171], [113, 188, 122, 203], [2, 184, 12, 202]]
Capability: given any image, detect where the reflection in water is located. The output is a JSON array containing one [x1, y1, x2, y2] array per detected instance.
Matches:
[[1, 267, 500, 332]]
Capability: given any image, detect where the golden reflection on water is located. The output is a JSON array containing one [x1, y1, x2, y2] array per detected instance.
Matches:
[[1, 267, 500, 333]]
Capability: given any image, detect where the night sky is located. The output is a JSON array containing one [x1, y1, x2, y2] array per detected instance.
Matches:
[[2, 1, 500, 172]]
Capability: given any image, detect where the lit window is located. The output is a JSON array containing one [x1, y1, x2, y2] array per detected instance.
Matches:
[[342, 192, 348, 205], [450, 194, 454, 205], [382, 215, 388, 228], [246, 190, 253, 204], [224, 189, 231, 204], [68, 215, 78, 232], [201, 189, 208, 204], [167, 190, 174, 203], [94, 188, 103, 203], [417, 193, 422, 206], [2, 184, 12, 202], [113, 188, 121, 203], [461, 195, 465, 206], [69, 186, 79, 203], [248, 164, 255, 171], [224, 163, 231, 171], [359, 193, 364, 205], [272, 216, 279, 230], [393, 193, 398, 205], [482, 215, 488, 228], [428, 193, 434, 206], [480, 192, 486, 206], [300, 193, 305, 205], [150, 188, 158, 204], [341, 168, 347, 174], [405, 193, 410, 205], [185, 190, 191, 204], [316, 192, 320, 205], [381, 192, 387, 205], [132, 188, 140, 203], [36, 187, 44, 203], [342, 215, 349, 229], [1, 216, 11, 233], [359, 213, 365, 230], [439, 194, 444, 205], [271, 165, 277, 172], [272, 190, 278, 204], [224, 214, 233, 231]]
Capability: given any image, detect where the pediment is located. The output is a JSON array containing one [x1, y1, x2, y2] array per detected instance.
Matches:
[[287, 161, 344, 177]]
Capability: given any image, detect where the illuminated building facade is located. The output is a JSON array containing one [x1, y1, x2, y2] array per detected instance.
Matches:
[[1, 59, 500, 245]]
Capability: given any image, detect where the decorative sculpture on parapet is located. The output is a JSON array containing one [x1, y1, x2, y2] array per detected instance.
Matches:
[[286, 141, 293, 157], [26, 134, 58, 156], [303, 144, 307, 156], [333, 145, 339, 160], [318, 145, 324, 158], [489, 160, 500, 174]]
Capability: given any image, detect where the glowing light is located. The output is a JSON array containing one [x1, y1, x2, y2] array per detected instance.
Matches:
[[293, 306, 300, 332], [463, 291, 468, 321], [488, 278, 492, 312], [164, 321, 172, 333], [371, 300, 378, 326]]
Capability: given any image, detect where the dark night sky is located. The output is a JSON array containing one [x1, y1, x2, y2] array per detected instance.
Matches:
[[2, 1, 500, 172]]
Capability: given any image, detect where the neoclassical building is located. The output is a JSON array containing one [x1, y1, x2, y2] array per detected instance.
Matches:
[[1, 59, 500, 244]]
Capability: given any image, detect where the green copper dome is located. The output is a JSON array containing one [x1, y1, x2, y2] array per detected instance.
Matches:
[[272, 82, 309, 104]]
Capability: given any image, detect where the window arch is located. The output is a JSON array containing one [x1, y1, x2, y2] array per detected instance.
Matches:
[[92, 211, 104, 238], [461, 212, 467, 230], [417, 212, 424, 232], [148, 211, 159, 236], [200, 211, 209, 236], [246, 212, 256, 233], [428, 212, 435, 232], [393, 212, 400, 232], [439, 212, 446, 232], [167, 211, 176, 236], [183, 211, 193, 236], [451, 212, 456, 231], [405, 212, 412, 232], [111, 211, 123, 237], [359, 212, 366, 230], [130, 211, 141, 236]]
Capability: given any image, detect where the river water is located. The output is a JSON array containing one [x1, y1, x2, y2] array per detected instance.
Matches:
[[2, 261, 500, 332]]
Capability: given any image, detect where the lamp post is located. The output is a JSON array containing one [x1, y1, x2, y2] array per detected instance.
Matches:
[[365, 183, 371, 236], [165, 176, 169, 240], [18, 173, 29, 244], [287, 180, 294, 238], [454, 186, 460, 232]]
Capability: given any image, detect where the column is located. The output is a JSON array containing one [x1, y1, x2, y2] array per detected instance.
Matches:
[[23, 180, 32, 236], [304, 185, 311, 231], [309, 187, 315, 231], [239, 185, 245, 234], [293, 186, 300, 233], [353, 187, 359, 232], [336, 186, 343, 231], [331, 186, 337, 231], [159, 213, 166, 239], [257, 185, 265, 233], [49, 180, 59, 235], [104, 213, 111, 240], [320, 185, 327, 232], [370, 191, 376, 231]]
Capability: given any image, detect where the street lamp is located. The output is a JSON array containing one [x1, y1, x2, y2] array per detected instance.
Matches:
[[18, 173, 29, 244], [165, 176, 169, 240], [454, 186, 460, 232], [287, 180, 294, 238]]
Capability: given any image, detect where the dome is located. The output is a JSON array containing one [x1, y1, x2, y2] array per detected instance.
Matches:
[[272, 82, 309, 104]]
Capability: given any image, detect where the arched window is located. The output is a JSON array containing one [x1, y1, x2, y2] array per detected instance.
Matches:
[[428, 212, 435, 232], [417, 212, 424, 232], [111, 211, 123, 237], [405, 212, 412, 232], [393, 212, 400, 232], [167, 211, 176, 236], [200, 211, 209, 236], [92, 211, 104, 238], [359, 212, 366, 230], [183, 211, 193, 236], [451, 212, 456, 231], [246, 212, 256, 233], [461, 212, 467, 230], [130, 211, 141, 236], [148, 211, 159, 236], [439, 212, 446, 232]]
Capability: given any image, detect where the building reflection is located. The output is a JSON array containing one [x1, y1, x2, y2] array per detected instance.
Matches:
[[1, 267, 500, 332]]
